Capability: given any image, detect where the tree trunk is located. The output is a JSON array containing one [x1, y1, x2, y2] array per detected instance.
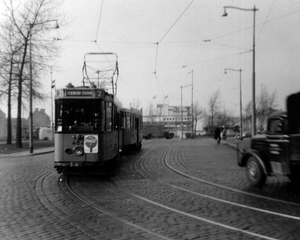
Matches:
[[16, 37, 29, 148], [6, 58, 13, 144]]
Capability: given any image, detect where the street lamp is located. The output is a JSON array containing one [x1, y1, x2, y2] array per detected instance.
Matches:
[[182, 66, 194, 138], [224, 68, 243, 138], [29, 20, 59, 153], [188, 70, 194, 138], [181, 84, 192, 139], [222, 5, 258, 137]]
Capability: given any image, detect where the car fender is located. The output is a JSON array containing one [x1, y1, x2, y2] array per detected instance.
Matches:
[[240, 149, 269, 175]]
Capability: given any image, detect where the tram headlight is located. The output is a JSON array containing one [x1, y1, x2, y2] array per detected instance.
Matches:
[[64, 148, 73, 154], [73, 146, 84, 156]]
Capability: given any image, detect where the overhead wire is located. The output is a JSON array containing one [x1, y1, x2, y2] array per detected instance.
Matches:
[[63, 6, 300, 47], [158, 0, 195, 43], [95, 0, 104, 42], [256, 0, 276, 43], [88, 2, 300, 104], [118, 75, 152, 104], [153, 0, 195, 98]]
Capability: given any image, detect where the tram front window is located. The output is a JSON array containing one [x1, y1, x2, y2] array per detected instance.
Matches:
[[56, 99, 103, 132]]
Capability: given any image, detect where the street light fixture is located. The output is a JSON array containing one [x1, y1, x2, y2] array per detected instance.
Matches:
[[29, 20, 59, 153], [182, 66, 194, 138], [181, 84, 192, 139], [222, 5, 258, 137], [224, 68, 243, 139], [188, 70, 194, 138]]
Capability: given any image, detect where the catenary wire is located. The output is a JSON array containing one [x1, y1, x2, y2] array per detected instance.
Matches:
[[95, 0, 104, 42]]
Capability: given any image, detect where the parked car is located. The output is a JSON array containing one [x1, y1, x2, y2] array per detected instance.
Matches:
[[39, 127, 54, 140]]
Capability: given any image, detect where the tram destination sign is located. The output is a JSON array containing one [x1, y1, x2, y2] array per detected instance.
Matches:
[[66, 90, 93, 96], [56, 88, 105, 98]]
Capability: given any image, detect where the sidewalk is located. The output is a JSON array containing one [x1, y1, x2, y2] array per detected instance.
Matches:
[[0, 146, 54, 158]]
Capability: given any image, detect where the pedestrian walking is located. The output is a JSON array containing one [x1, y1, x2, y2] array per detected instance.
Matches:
[[214, 127, 221, 144]]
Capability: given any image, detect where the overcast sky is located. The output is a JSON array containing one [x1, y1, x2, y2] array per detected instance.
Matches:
[[2, 0, 300, 118]]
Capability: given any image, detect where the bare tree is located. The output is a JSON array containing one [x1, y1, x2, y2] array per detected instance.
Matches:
[[208, 89, 220, 133], [192, 101, 204, 134], [145, 103, 155, 123], [0, 18, 24, 144], [243, 101, 252, 132], [2, 0, 61, 147], [257, 86, 277, 130]]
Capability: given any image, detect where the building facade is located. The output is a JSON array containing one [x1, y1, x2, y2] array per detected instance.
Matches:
[[143, 103, 193, 139], [0, 108, 50, 140]]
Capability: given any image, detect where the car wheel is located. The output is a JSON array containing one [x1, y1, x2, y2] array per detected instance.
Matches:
[[246, 156, 266, 187]]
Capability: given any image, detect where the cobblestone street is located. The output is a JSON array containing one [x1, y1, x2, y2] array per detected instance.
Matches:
[[1, 138, 300, 239]]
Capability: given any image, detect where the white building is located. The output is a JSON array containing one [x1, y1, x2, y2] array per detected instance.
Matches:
[[143, 103, 193, 139]]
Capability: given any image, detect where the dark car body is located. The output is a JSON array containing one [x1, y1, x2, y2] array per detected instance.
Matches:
[[238, 92, 300, 187]]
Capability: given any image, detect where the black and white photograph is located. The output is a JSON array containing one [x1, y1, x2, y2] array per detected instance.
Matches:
[[1, 0, 300, 239]]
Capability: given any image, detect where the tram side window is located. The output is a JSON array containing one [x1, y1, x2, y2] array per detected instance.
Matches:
[[122, 113, 126, 129], [131, 115, 134, 129], [126, 113, 131, 129], [94, 101, 103, 131], [101, 101, 105, 131], [114, 107, 118, 129], [55, 102, 63, 131], [106, 102, 112, 131]]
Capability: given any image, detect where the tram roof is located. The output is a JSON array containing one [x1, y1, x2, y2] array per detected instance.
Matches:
[[121, 107, 143, 116]]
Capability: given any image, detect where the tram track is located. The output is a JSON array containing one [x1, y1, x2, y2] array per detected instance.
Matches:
[[119, 139, 300, 239], [34, 170, 104, 239], [171, 146, 300, 205], [64, 169, 173, 240], [67, 141, 265, 239], [34, 142, 174, 240], [163, 143, 300, 219], [63, 142, 257, 239], [41, 138, 300, 239], [35, 167, 173, 239], [111, 140, 275, 239]]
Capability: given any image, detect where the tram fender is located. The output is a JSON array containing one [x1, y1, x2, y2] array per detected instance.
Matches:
[[240, 149, 270, 175]]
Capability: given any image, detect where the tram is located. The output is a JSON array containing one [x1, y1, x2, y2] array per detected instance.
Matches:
[[120, 108, 143, 151], [54, 52, 143, 173]]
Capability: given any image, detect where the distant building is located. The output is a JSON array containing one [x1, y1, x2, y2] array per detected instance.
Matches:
[[33, 108, 50, 128], [143, 103, 193, 139], [0, 108, 50, 140]]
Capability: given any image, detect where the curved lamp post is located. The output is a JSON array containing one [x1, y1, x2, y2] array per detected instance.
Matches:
[[181, 84, 192, 139], [224, 68, 243, 138], [222, 5, 258, 137]]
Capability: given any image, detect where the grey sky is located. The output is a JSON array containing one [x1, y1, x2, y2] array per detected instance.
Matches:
[[2, 0, 300, 118]]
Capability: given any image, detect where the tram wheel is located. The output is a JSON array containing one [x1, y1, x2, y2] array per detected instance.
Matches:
[[246, 156, 266, 187]]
